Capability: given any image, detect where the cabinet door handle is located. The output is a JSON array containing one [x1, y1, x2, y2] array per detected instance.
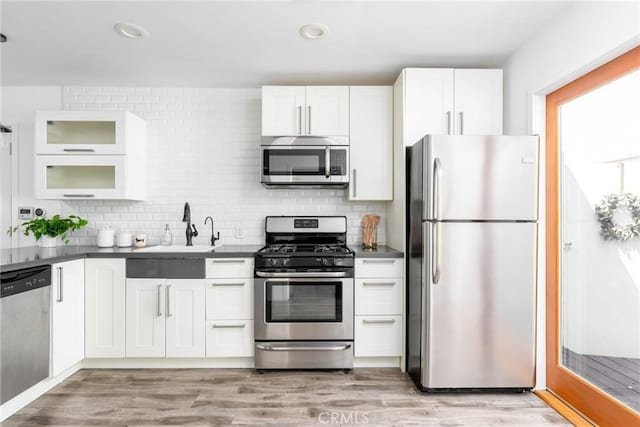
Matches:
[[352, 169, 357, 198], [459, 112, 464, 135], [363, 319, 396, 325], [56, 267, 63, 302], [212, 323, 246, 329], [446, 111, 452, 135], [362, 259, 396, 264], [157, 284, 163, 317], [298, 106, 302, 135], [210, 259, 246, 264], [362, 282, 396, 287], [166, 284, 172, 317], [307, 105, 311, 134], [63, 194, 95, 198], [63, 148, 95, 152], [211, 282, 245, 287]]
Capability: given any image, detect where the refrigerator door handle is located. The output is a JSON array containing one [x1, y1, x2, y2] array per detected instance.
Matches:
[[432, 157, 442, 284]]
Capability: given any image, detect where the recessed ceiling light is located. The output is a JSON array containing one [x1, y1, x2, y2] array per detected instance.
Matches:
[[299, 23, 329, 40], [113, 22, 149, 39]]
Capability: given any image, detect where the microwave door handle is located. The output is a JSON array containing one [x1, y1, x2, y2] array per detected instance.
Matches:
[[325, 146, 330, 178]]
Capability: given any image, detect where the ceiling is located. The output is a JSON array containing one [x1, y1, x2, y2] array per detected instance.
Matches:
[[0, 1, 573, 87]]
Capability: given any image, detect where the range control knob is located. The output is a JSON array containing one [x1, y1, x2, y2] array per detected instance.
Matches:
[[322, 258, 334, 267], [268, 258, 280, 267]]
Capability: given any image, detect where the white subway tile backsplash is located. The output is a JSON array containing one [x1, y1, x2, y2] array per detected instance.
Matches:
[[61, 86, 387, 247]]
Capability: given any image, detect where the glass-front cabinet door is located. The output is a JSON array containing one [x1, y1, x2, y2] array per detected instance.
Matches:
[[35, 111, 145, 155], [35, 155, 144, 200]]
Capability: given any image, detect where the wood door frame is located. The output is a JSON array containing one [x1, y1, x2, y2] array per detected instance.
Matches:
[[546, 45, 640, 426]]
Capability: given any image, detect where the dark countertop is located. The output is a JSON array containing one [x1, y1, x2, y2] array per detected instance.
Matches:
[[1, 244, 263, 272], [350, 245, 403, 258]]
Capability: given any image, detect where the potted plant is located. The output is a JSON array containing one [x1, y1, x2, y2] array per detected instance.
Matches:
[[10, 215, 88, 247]]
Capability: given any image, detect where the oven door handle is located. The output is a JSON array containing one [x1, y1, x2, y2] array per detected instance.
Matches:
[[255, 271, 347, 278], [256, 343, 351, 352]]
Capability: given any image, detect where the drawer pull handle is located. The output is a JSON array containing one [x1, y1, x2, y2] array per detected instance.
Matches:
[[211, 282, 245, 287], [63, 148, 96, 152], [362, 282, 396, 287], [211, 259, 246, 264], [362, 259, 396, 264], [212, 323, 246, 329], [63, 194, 95, 198], [363, 319, 396, 325]]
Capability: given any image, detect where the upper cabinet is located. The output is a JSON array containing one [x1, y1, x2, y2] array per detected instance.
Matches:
[[262, 86, 349, 136], [453, 69, 503, 136], [401, 68, 502, 145], [34, 110, 146, 200], [35, 111, 145, 155], [349, 86, 393, 201]]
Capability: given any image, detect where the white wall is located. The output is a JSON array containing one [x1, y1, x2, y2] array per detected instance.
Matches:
[[5, 86, 386, 247], [1, 87, 63, 247], [501, 1, 640, 389]]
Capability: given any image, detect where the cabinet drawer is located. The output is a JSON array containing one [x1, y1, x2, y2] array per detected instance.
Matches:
[[354, 315, 402, 357], [206, 279, 253, 320], [206, 258, 253, 278], [206, 320, 254, 358], [355, 278, 402, 315], [355, 258, 402, 278]]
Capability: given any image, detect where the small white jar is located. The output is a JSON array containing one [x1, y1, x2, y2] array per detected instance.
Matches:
[[97, 227, 115, 247], [117, 232, 132, 247]]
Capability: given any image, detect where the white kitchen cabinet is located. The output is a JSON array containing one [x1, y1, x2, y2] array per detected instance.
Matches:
[[35, 155, 145, 200], [261, 86, 306, 136], [126, 279, 205, 358], [85, 259, 126, 358], [165, 279, 206, 358], [206, 320, 254, 357], [35, 110, 145, 155], [205, 258, 253, 279], [401, 68, 502, 144], [453, 69, 503, 135], [354, 257, 403, 358], [125, 279, 166, 358], [206, 279, 253, 320], [348, 86, 393, 201], [354, 315, 403, 357], [51, 259, 85, 376], [405, 68, 454, 145], [355, 278, 402, 316], [261, 86, 349, 136], [205, 259, 253, 358], [305, 86, 349, 136]]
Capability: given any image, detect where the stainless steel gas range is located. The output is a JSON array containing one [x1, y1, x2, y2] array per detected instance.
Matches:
[[254, 216, 354, 370]]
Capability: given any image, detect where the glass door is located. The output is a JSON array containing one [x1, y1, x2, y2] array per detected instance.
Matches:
[[266, 280, 342, 323], [547, 46, 640, 425]]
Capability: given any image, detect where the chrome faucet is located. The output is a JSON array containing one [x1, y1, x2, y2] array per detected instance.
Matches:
[[204, 216, 220, 247], [182, 202, 198, 246]]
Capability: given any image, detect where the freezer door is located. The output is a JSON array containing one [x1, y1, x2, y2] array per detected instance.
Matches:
[[421, 221, 537, 389], [423, 135, 539, 221]]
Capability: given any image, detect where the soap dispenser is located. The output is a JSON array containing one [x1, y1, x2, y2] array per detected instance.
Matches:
[[162, 224, 173, 246]]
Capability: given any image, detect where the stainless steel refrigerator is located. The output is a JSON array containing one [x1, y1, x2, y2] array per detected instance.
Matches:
[[406, 135, 539, 391]]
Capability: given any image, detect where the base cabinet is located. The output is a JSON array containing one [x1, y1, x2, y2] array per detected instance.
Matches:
[[51, 259, 85, 376], [206, 320, 254, 357], [354, 258, 403, 358], [125, 279, 205, 358], [85, 259, 126, 358]]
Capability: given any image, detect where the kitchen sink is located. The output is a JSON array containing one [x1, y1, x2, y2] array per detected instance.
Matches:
[[134, 244, 222, 253]]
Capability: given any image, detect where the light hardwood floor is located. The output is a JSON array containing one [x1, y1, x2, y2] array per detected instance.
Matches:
[[2, 369, 569, 426]]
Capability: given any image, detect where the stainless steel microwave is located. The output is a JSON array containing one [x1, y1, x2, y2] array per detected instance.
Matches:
[[261, 136, 349, 188]]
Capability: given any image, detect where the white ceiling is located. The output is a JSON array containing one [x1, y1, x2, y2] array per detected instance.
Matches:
[[0, 1, 573, 87]]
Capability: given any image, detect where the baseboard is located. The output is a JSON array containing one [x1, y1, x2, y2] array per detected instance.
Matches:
[[82, 357, 255, 369], [0, 362, 82, 422], [535, 390, 594, 426], [354, 357, 401, 368]]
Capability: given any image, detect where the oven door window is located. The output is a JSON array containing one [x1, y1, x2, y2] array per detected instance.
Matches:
[[266, 281, 342, 323], [263, 149, 325, 176]]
